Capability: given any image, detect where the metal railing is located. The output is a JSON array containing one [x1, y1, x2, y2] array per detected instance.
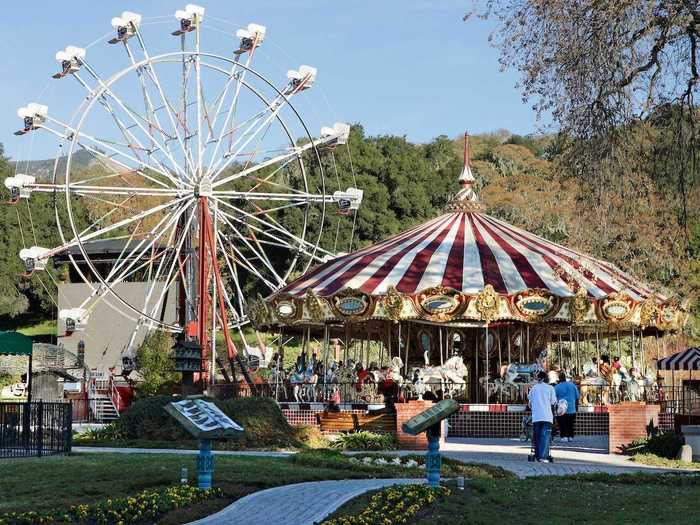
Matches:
[[0, 401, 72, 458], [235, 379, 699, 412]]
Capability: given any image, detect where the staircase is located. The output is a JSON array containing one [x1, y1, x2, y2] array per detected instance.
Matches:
[[87, 373, 121, 422], [90, 395, 120, 421]]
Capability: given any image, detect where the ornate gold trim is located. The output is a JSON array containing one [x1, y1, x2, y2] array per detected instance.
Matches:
[[413, 285, 467, 322], [597, 292, 634, 323], [383, 285, 405, 322], [569, 287, 591, 324], [510, 288, 561, 321], [329, 288, 375, 320], [474, 284, 499, 323], [304, 290, 326, 323], [248, 294, 272, 329], [639, 295, 658, 329], [270, 293, 302, 323]]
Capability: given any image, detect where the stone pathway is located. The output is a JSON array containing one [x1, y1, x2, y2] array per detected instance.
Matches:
[[186, 478, 424, 525]]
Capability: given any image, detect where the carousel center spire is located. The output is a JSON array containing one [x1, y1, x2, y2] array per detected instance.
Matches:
[[446, 131, 484, 212]]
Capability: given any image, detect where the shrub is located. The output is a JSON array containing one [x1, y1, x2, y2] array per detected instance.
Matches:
[[622, 431, 684, 459], [135, 332, 179, 396], [0, 485, 222, 525], [322, 484, 450, 525], [330, 431, 398, 451], [115, 396, 301, 448], [295, 425, 331, 449]]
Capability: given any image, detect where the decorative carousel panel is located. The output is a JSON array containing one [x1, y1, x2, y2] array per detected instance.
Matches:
[[380, 285, 408, 322], [249, 295, 274, 329], [656, 302, 684, 331], [567, 287, 593, 324], [464, 284, 505, 323], [509, 288, 561, 322], [413, 286, 467, 322], [597, 292, 634, 324], [302, 290, 330, 323], [329, 288, 375, 320], [271, 294, 302, 324]]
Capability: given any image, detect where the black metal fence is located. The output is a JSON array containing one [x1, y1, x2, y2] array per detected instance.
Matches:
[[0, 402, 72, 458]]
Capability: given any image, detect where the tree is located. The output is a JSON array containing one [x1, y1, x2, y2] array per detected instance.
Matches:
[[468, 1, 699, 238], [135, 331, 178, 396]]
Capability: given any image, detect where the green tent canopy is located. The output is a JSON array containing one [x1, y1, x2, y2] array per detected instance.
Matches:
[[0, 331, 33, 356]]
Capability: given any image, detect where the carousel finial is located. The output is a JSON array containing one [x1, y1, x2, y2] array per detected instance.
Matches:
[[456, 132, 477, 202], [445, 130, 483, 212]]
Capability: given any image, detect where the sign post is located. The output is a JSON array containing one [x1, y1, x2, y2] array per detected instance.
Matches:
[[401, 399, 459, 487], [165, 397, 244, 489]]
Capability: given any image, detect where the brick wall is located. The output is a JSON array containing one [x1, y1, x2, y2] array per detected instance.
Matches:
[[608, 402, 660, 454], [395, 400, 440, 451]]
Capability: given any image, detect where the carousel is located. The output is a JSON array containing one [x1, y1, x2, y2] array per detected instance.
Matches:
[[251, 134, 688, 408]]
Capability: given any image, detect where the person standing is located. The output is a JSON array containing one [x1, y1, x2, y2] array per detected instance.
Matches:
[[527, 371, 557, 462], [554, 371, 579, 442]]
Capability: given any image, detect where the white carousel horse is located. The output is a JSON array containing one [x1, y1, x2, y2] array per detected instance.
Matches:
[[414, 356, 468, 398], [289, 367, 318, 402], [389, 356, 404, 385]]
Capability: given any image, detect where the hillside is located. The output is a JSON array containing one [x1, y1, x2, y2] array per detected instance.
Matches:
[[10, 150, 94, 180]]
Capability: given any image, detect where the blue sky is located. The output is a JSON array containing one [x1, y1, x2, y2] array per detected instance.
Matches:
[[2, 1, 541, 161]]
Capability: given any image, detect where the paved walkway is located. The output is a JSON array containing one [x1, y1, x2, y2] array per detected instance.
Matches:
[[186, 478, 424, 525]]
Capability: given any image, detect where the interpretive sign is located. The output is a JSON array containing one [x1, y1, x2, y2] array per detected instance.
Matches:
[[165, 398, 244, 439], [401, 399, 459, 436]]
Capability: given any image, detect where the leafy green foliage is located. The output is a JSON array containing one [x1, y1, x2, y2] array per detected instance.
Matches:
[[135, 332, 179, 396], [621, 431, 684, 459], [330, 430, 398, 451]]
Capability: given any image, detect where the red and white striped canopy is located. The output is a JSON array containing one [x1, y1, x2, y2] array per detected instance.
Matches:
[[278, 210, 661, 302]]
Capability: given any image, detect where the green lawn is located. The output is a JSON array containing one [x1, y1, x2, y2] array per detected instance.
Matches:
[[0, 451, 419, 524], [329, 474, 700, 525], [0, 313, 56, 339]]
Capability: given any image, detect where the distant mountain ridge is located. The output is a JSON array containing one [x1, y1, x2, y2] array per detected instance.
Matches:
[[10, 150, 94, 180]]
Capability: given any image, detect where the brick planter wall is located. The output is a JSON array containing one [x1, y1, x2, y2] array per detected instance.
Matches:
[[608, 402, 660, 454], [395, 400, 445, 451]]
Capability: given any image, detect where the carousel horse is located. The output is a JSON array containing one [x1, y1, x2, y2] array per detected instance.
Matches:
[[414, 355, 468, 398], [288, 364, 318, 402]]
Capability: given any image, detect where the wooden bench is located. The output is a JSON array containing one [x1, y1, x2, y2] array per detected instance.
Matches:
[[317, 412, 396, 435]]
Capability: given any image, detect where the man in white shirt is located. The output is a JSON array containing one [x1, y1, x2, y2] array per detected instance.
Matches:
[[527, 371, 557, 462]]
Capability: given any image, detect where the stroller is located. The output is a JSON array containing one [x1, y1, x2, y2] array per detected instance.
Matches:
[[525, 399, 567, 462]]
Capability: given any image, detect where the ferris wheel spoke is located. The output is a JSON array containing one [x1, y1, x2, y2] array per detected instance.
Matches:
[[205, 50, 258, 175], [71, 72, 179, 182], [122, 40, 186, 181], [214, 228, 247, 317], [76, 202, 190, 310], [70, 195, 190, 246], [41, 120, 185, 189], [140, 59, 199, 180], [214, 210, 286, 288], [214, 227, 279, 292], [211, 130, 340, 189], [144, 205, 198, 322], [213, 196, 331, 260], [76, 60, 193, 183], [207, 87, 294, 181]]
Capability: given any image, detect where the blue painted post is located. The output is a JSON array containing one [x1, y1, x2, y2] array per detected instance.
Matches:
[[425, 424, 441, 487], [197, 438, 214, 489]]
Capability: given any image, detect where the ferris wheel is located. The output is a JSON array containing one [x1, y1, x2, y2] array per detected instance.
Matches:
[[7, 5, 362, 383]]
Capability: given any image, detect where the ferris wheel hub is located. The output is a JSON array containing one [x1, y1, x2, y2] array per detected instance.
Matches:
[[196, 176, 213, 197]]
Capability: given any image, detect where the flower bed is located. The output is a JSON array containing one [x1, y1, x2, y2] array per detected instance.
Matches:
[[0, 485, 222, 525], [349, 455, 423, 469], [322, 484, 450, 525]]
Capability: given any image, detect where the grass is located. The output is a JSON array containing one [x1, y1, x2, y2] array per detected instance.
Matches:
[[329, 474, 700, 525], [0, 451, 421, 524], [0, 313, 56, 338], [630, 453, 700, 470]]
